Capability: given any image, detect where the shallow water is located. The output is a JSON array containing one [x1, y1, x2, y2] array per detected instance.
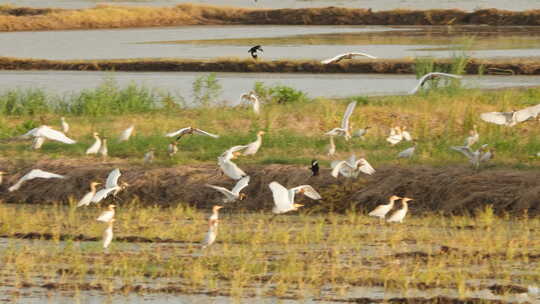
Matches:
[[1, 0, 539, 11], [1, 70, 539, 103], [1, 25, 539, 61]]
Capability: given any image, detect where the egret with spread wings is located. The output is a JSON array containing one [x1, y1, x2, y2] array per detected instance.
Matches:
[[325, 101, 357, 141], [269, 181, 321, 214], [409, 72, 462, 94], [331, 154, 375, 178], [165, 126, 219, 140], [480, 104, 540, 127], [321, 52, 377, 64], [8, 169, 66, 192], [206, 176, 250, 203]]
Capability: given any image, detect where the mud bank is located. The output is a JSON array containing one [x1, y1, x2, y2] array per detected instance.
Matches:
[[1, 57, 539, 75], [1, 159, 540, 216], [1, 5, 540, 32]]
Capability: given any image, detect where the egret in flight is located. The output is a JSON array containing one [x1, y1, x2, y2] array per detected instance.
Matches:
[[206, 176, 250, 203], [331, 154, 375, 178], [240, 91, 261, 115], [321, 52, 377, 64], [269, 181, 321, 214], [450, 144, 492, 168], [91, 169, 128, 204], [8, 169, 65, 192], [480, 103, 540, 127], [325, 101, 357, 141], [166, 127, 219, 140], [20, 125, 76, 149], [409, 72, 462, 94]]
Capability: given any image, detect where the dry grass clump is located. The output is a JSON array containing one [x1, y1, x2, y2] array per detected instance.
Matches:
[[0, 4, 539, 32]]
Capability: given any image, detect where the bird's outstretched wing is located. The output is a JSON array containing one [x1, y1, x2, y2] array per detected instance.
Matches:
[[8, 169, 65, 192], [341, 101, 357, 130], [119, 125, 134, 141], [206, 184, 236, 200], [269, 181, 292, 212], [409, 72, 462, 94], [480, 112, 509, 125], [91, 187, 117, 203], [450, 146, 474, 160], [219, 159, 246, 180], [350, 52, 377, 59], [325, 128, 344, 136], [165, 127, 191, 138], [231, 176, 250, 195], [36, 126, 76, 144], [19, 127, 39, 139], [221, 145, 249, 160], [193, 128, 219, 138], [515, 103, 540, 123], [321, 53, 347, 64], [105, 168, 121, 189], [356, 159, 376, 175], [290, 185, 322, 200], [331, 160, 353, 178]]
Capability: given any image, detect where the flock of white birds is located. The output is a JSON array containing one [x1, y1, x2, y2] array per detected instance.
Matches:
[[4, 69, 540, 250]]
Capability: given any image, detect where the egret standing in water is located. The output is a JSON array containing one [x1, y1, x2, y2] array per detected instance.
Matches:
[[368, 195, 400, 219], [387, 197, 413, 223], [77, 181, 101, 207], [103, 219, 115, 250]]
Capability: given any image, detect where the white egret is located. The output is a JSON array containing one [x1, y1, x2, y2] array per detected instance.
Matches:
[[352, 126, 371, 139], [369, 195, 401, 219], [98, 138, 108, 158], [321, 52, 377, 64], [165, 126, 219, 139], [325, 101, 357, 141], [221, 145, 248, 161], [8, 169, 65, 192], [20, 125, 76, 146], [464, 125, 479, 147], [97, 204, 115, 222], [327, 135, 336, 157], [480, 103, 540, 127], [401, 126, 413, 141], [240, 91, 261, 115], [77, 181, 101, 207], [201, 223, 218, 249], [386, 126, 403, 145], [86, 132, 101, 155], [208, 205, 224, 226], [409, 72, 463, 94], [451, 144, 491, 168], [103, 219, 115, 249], [119, 125, 134, 141], [218, 156, 247, 180], [167, 141, 178, 157], [331, 154, 375, 178], [269, 181, 321, 214], [144, 149, 155, 164], [206, 176, 250, 203], [60, 117, 69, 133], [243, 131, 265, 155], [398, 143, 416, 159], [387, 197, 413, 223]]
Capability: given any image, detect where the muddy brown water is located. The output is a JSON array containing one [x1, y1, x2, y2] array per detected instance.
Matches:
[[2, 0, 539, 11], [1, 70, 540, 102]]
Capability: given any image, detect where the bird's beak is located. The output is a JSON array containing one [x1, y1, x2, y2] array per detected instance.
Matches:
[[216, 205, 224, 209], [293, 204, 304, 209]]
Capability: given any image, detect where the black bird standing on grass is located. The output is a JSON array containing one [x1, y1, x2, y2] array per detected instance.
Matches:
[[310, 160, 319, 176], [248, 45, 263, 59]]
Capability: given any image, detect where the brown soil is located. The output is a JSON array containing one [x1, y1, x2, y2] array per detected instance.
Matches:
[[0, 5, 540, 32], [1, 158, 540, 216], [325, 297, 515, 303], [1, 57, 540, 75]]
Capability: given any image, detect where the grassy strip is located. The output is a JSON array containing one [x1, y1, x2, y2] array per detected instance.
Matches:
[[1, 4, 540, 32], [1, 56, 540, 75]]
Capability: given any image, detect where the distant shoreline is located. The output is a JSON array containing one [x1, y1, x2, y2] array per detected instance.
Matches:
[[0, 4, 539, 32]]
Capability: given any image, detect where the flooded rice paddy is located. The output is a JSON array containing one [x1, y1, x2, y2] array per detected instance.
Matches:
[[1, 203, 540, 304], [1, 26, 540, 61], [2, 0, 539, 11], [1, 70, 540, 102]]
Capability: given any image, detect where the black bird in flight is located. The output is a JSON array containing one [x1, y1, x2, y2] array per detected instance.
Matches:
[[248, 45, 263, 59]]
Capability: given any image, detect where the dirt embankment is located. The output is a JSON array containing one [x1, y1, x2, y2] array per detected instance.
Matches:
[[1, 158, 540, 216], [0, 5, 540, 32], [1, 57, 539, 75]]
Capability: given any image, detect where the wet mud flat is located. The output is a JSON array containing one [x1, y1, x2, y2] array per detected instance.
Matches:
[[1, 5, 540, 32], [1, 56, 539, 75], [1, 158, 540, 215]]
